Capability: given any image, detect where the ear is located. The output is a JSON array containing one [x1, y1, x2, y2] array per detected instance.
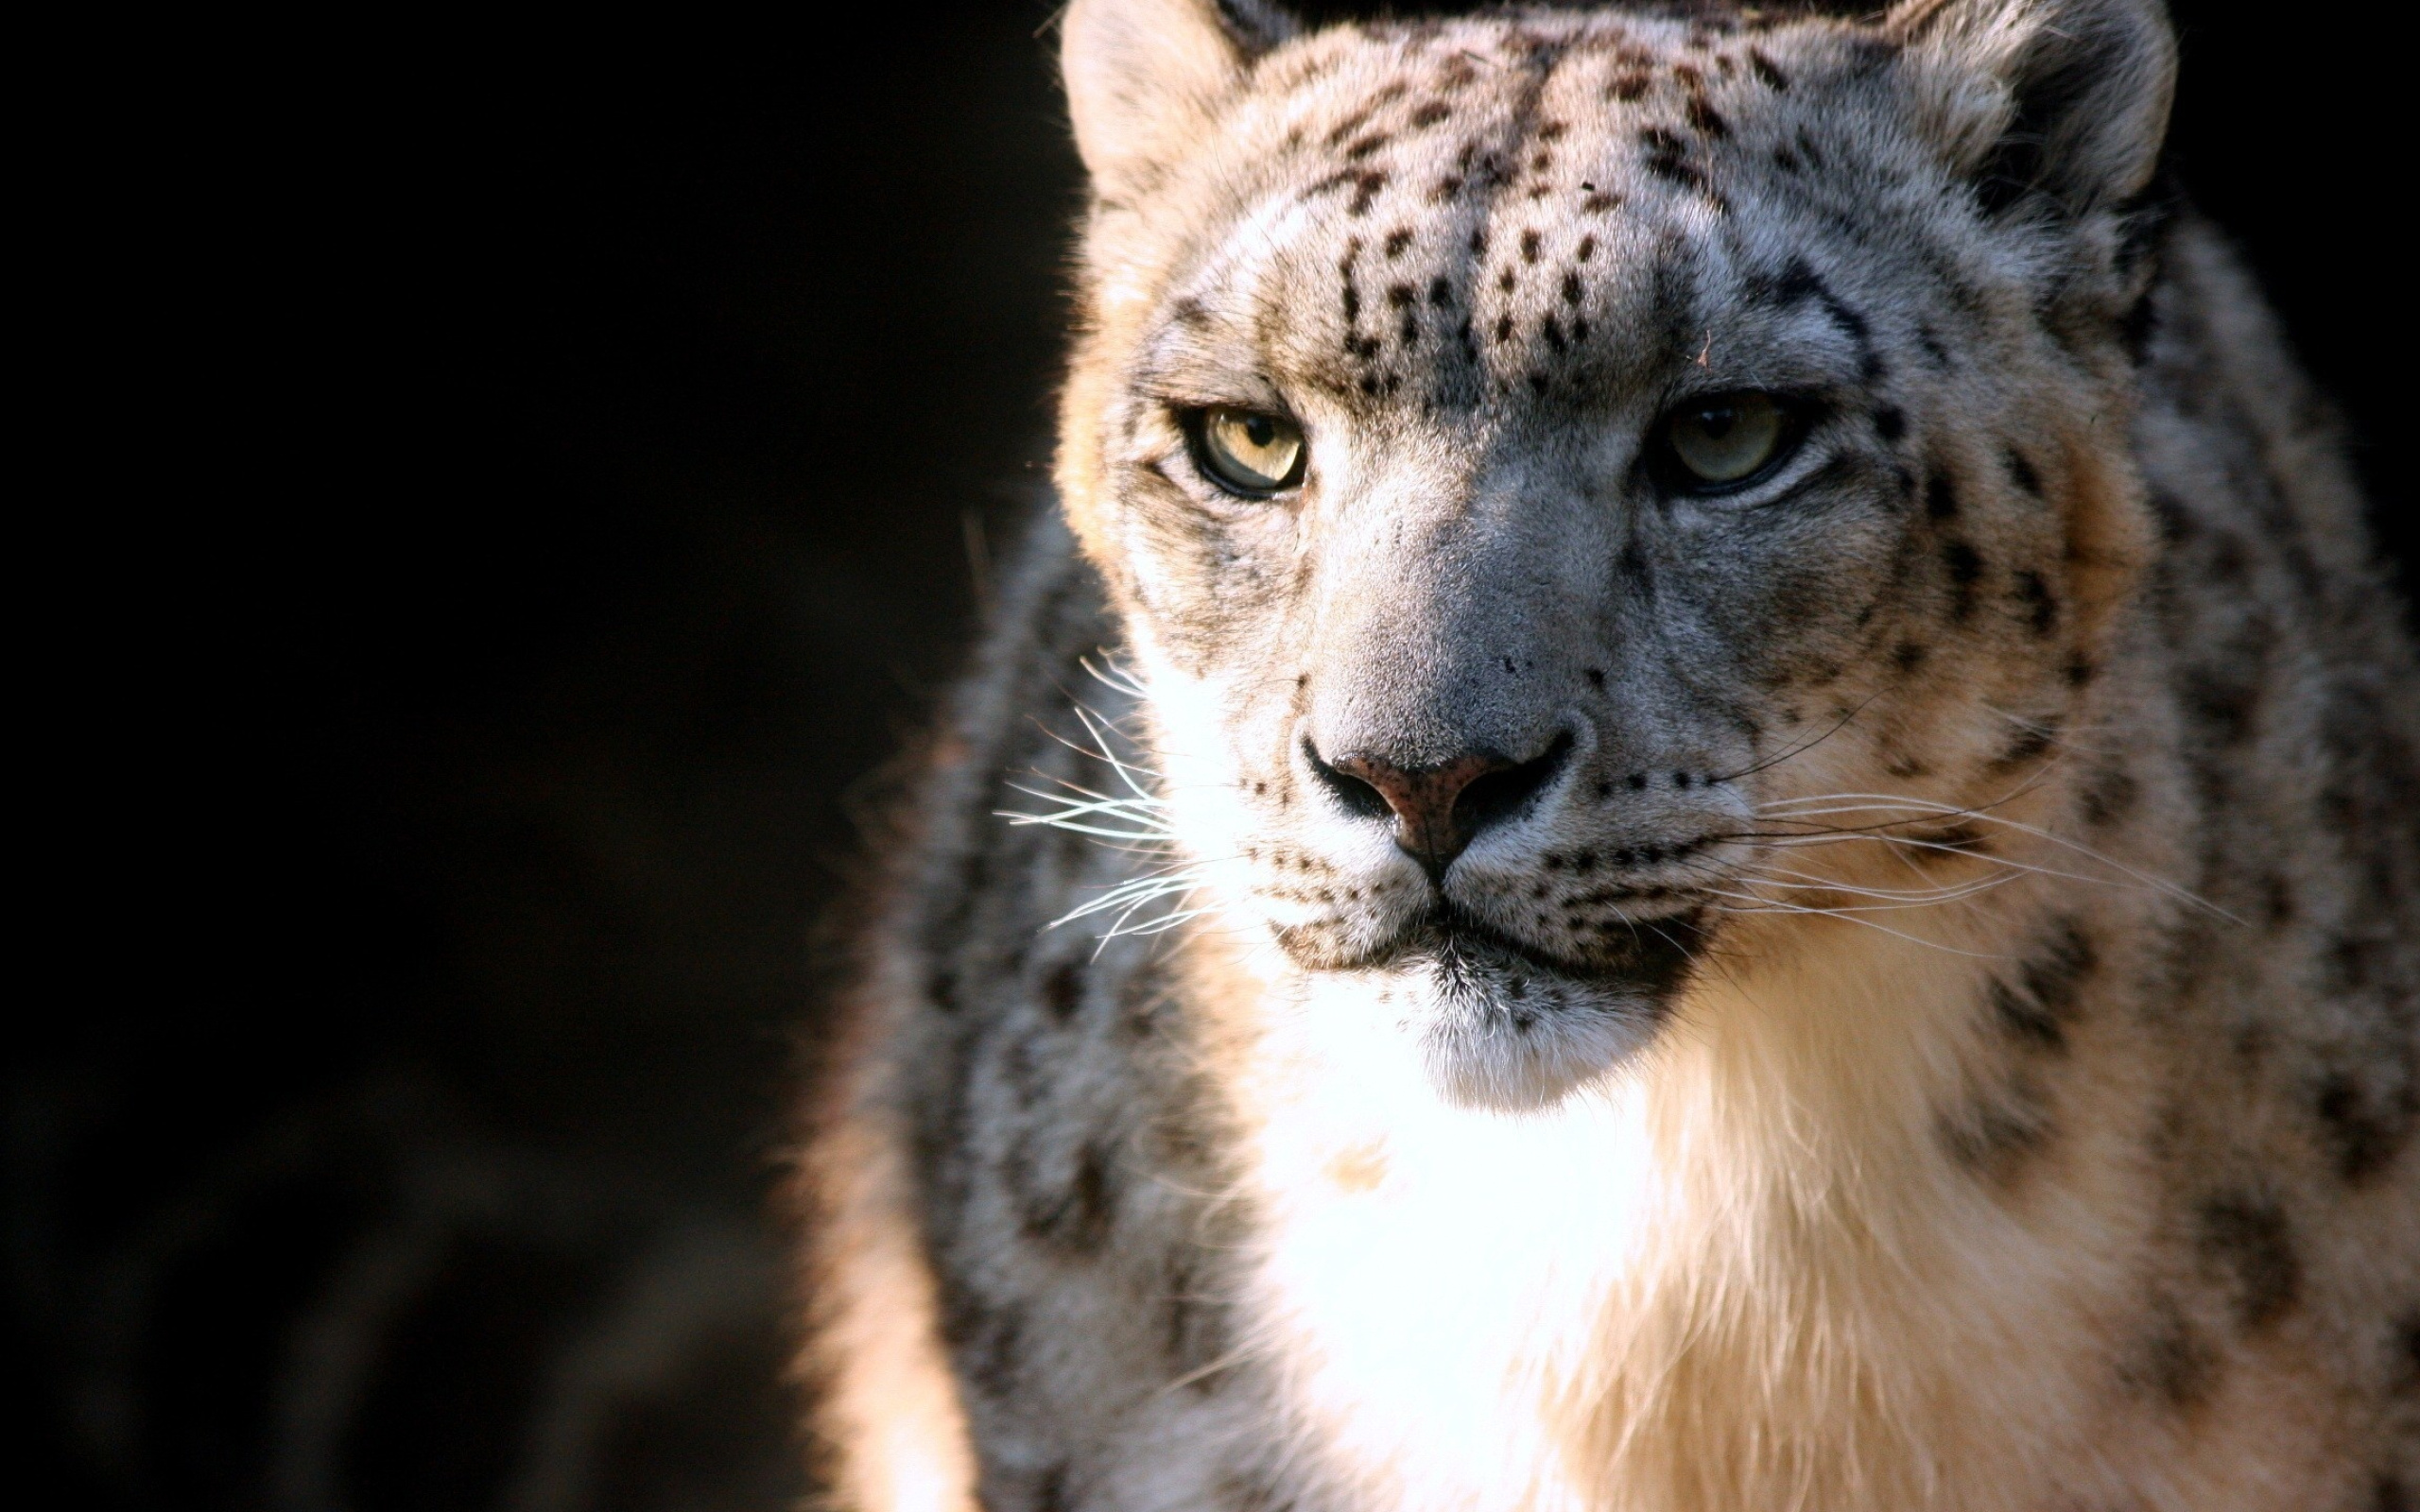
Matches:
[[1062, 0, 1294, 192], [1885, 0, 2176, 215]]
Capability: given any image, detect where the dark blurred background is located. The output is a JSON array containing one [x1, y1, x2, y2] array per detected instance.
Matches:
[[12, 3, 2410, 1508]]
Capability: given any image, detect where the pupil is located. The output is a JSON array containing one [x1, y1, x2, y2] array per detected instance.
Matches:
[[1698, 406, 1737, 439], [1244, 414, 1275, 448]]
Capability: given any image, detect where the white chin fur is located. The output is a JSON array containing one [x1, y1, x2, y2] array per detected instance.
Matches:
[[1408, 962, 1667, 1111]]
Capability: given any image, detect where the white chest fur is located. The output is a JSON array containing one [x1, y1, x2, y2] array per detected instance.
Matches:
[[1219, 922, 2138, 1512]]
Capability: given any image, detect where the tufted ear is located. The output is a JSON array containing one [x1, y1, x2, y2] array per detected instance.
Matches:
[[1885, 0, 2176, 215], [1062, 0, 1294, 193]]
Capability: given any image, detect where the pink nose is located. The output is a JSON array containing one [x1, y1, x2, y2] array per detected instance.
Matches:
[[1323, 751, 1517, 873]]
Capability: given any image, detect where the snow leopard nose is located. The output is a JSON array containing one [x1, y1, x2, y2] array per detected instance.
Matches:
[[1314, 733, 1573, 878]]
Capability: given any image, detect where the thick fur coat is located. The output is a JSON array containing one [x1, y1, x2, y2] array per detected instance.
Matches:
[[797, 2, 2420, 1506]]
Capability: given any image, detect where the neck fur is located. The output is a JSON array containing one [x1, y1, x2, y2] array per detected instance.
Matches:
[[1201, 875, 2148, 1511]]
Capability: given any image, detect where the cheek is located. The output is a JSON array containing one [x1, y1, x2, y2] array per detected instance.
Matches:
[[1142, 658, 1297, 840], [1656, 507, 1909, 689], [1116, 487, 1307, 673]]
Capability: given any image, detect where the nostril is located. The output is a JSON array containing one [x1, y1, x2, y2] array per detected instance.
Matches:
[[1305, 737, 1395, 822], [1454, 730, 1573, 837], [1307, 731, 1573, 875]]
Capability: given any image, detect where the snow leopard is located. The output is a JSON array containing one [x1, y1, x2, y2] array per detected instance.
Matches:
[[793, 0, 2420, 1507]]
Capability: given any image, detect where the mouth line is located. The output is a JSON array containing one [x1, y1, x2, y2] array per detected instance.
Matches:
[[1392, 902, 1707, 989]]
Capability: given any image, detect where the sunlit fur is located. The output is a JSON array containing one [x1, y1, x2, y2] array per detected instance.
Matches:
[[797, 2, 2420, 1507]]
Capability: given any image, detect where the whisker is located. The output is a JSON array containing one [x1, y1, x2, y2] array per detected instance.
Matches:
[[1709, 691, 1881, 784], [1736, 862, 2019, 906], [1750, 790, 2238, 921], [1704, 890, 2008, 957]]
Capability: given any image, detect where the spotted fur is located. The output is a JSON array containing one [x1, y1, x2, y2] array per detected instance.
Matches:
[[797, 2, 2420, 1507]]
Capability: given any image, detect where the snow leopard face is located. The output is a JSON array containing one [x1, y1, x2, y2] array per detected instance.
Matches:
[[1057, 0, 2170, 1106]]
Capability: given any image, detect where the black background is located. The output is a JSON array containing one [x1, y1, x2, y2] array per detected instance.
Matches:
[[14, 3, 2411, 1507]]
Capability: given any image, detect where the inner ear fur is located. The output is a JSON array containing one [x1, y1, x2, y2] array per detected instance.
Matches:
[[1885, 0, 2177, 215], [1062, 0, 1295, 194]]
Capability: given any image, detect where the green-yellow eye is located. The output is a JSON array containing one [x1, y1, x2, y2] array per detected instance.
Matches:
[[1194, 405, 1305, 495], [1665, 391, 1788, 488]]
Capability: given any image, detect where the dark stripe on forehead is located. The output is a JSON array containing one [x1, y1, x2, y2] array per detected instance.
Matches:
[[1747, 258, 1884, 383]]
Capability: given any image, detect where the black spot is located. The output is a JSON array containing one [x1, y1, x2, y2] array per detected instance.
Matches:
[[1753, 262, 1888, 384], [2150, 488, 2198, 544], [939, 1284, 1025, 1400], [1942, 541, 1983, 620], [1561, 271, 1583, 306], [2392, 1313, 2420, 1395], [1043, 958, 1086, 1021], [1035, 1463, 1073, 1512], [1640, 127, 1713, 195], [2122, 1296, 2215, 1410], [1584, 667, 1606, 689], [2196, 1192, 2302, 1330], [927, 966, 961, 1015], [1685, 94, 1728, 137], [1993, 724, 2056, 770], [1942, 1074, 2053, 1178], [1874, 406, 1906, 442], [1384, 227, 1413, 258], [1427, 276, 1452, 306], [1411, 100, 1451, 127], [1987, 919, 2095, 1053], [1323, 108, 1375, 148], [1520, 229, 1543, 263], [2182, 662, 2261, 746], [2005, 447, 2043, 497], [2316, 1071, 2416, 1184], [1893, 642, 1928, 674], [1925, 474, 1959, 521], [2011, 570, 2060, 635], [1017, 1140, 1118, 1255], [2079, 764, 2139, 829]]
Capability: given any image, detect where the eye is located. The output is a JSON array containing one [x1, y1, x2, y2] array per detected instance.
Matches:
[[1190, 405, 1306, 496], [1660, 391, 1793, 490]]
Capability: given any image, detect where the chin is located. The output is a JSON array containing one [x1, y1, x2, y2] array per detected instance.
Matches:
[[1393, 919, 1702, 1112]]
